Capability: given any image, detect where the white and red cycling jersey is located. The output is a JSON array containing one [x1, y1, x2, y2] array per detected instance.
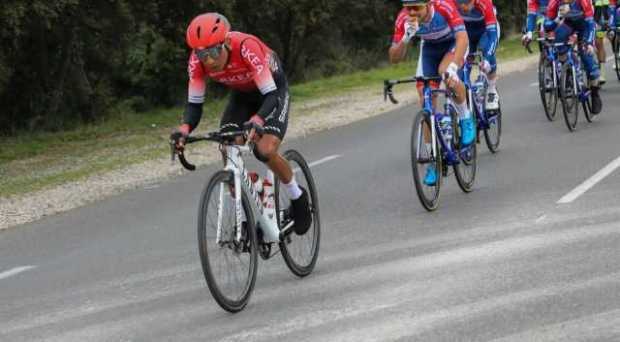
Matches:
[[392, 0, 466, 45], [187, 32, 279, 104]]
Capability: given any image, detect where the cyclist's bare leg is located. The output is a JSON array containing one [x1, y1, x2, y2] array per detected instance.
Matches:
[[256, 134, 293, 184], [596, 36, 606, 63]]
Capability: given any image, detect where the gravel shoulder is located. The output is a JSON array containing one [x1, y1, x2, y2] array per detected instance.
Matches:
[[0, 56, 538, 230]]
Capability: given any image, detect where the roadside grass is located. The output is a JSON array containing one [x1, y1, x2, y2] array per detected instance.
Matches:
[[0, 36, 527, 197]]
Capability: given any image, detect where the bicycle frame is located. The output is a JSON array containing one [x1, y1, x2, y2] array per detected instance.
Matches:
[[563, 43, 590, 103], [419, 81, 460, 166], [462, 53, 490, 129], [219, 144, 285, 245]]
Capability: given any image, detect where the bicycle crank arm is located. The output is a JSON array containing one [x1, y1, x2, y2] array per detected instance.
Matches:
[[278, 220, 296, 242]]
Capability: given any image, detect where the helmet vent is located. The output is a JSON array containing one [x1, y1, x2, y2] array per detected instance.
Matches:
[[212, 26, 218, 33], [197, 27, 202, 38]]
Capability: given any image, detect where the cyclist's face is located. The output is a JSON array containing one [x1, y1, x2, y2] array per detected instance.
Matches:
[[404, 4, 428, 20], [199, 45, 228, 71]]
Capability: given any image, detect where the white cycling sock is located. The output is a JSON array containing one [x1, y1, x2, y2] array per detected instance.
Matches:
[[457, 101, 471, 120], [284, 177, 303, 200]]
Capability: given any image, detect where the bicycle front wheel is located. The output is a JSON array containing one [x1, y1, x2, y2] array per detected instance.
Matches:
[[411, 110, 442, 211], [276, 150, 320, 277], [539, 55, 558, 121], [560, 64, 579, 132], [198, 170, 258, 313]]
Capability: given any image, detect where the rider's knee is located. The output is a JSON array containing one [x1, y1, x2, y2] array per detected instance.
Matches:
[[255, 138, 279, 163]]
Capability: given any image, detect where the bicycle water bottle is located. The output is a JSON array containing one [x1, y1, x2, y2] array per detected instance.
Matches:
[[248, 172, 263, 195], [262, 179, 276, 221], [438, 114, 453, 143]]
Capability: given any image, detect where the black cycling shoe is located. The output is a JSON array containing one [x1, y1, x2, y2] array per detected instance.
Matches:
[[591, 87, 602, 115], [290, 187, 312, 235]]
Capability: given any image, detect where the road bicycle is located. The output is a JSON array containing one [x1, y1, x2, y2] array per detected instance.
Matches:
[[608, 27, 620, 81], [462, 52, 502, 153], [171, 128, 320, 312], [557, 40, 596, 131], [384, 76, 477, 211], [527, 36, 563, 121]]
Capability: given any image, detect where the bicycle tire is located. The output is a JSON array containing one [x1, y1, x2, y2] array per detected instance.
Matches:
[[276, 149, 320, 277], [484, 90, 502, 153], [614, 35, 620, 81], [539, 55, 558, 121], [198, 170, 258, 313], [411, 110, 442, 211], [453, 106, 477, 193], [560, 63, 579, 132]]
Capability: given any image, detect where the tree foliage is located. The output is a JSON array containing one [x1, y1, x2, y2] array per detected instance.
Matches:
[[0, 0, 526, 135]]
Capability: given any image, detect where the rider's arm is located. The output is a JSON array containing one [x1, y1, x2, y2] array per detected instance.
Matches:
[[389, 10, 412, 64], [480, 0, 499, 58], [527, 0, 540, 32], [581, 0, 596, 44], [454, 31, 469, 66], [609, 1, 617, 27], [438, 1, 468, 65], [241, 38, 279, 120], [182, 53, 207, 133]]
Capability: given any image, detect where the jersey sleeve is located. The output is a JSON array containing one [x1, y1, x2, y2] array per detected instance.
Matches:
[[528, 0, 540, 15], [436, 0, 466, 33], [478, 0, 498, 27], [580, 0, 595, 18], [546, 0, 560, 20], [392, 9, 409, 44], [240, 38, 277, 95], [187, 52, 206, 104]]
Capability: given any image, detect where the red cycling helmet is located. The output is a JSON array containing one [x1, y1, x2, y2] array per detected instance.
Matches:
[[186, 13, 230, 49]]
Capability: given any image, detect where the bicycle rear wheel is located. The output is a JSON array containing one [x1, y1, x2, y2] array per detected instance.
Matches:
[[539, 54, 558, 121], [484, 90, 502, 153], [411, 110, 442, 211], [560, 63, 579, 132], [614, 35, 620, 81], [582, 74, 595, 123], [453, 108, 477, 193], [276, 150, 320, 277], [198, 170, 258, 313]]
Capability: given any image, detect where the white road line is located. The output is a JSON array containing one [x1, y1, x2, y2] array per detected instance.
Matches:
[[558, 155, 620, 204], [293, 154, 342, 173], [308, 154, 341, 168], [529, 82, 539, 87], [0, 266, 36, 280]]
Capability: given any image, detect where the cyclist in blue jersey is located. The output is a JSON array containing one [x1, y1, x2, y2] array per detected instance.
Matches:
[[455, 0, 501, 110], [544, 0, 603, 114], [389, 0, 473, 186], [523, 0, 551, 44]]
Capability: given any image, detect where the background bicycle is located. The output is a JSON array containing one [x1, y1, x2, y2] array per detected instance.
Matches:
[[384, 76, 477, 211], [462, 52, 502, 153]]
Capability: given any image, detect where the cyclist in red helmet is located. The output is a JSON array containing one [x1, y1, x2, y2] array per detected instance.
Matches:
[[172, 13, 311, 235]]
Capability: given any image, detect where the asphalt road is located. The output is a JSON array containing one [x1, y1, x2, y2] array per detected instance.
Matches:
[[2, 61, 620, 341]]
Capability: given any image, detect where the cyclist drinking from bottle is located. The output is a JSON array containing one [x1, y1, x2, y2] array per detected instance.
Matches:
[[454, 0, 501, 110], [544, 0, 603, 114], [170, 13, 311, 235], [389, 0, 473, 186]]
